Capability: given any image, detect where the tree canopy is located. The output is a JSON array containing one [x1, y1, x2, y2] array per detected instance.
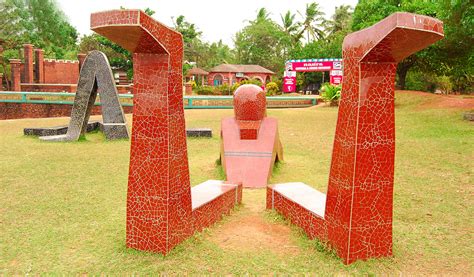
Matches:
[[0, 0, 78, 59], [1, 1, 471, 93]]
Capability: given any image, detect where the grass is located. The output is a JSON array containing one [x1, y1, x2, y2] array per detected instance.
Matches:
[[0, 91, 473, 274]]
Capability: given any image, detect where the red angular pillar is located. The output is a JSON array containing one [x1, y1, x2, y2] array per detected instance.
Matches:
[[325, 12, 444, 264], [267, 12, 444, 265], [23, 44, 34, 83], [10, 59, 21, 91], [34, 48, 44, 83], [91, 9, 242, 256], [91, 10, 193, 254]]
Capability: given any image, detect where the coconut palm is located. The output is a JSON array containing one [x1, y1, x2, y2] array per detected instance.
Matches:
[[280, 10, 301, 44], [253, 7, 271, 23], [280, 11, 299, 35], [296, 2, 326, 42], [325, 5, 353, 35]]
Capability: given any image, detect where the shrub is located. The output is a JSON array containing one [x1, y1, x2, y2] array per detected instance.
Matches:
[[266, 81, 279, 96], [218, 84, 232, 95], [435, 75, 453, 94], [321, 84, 342, 106], [195, 86, 214, 95], [240, 78, 262, 87], [405, 71, 427, 91], [231, 82, 241, 93], [273, 79, 283, 94]]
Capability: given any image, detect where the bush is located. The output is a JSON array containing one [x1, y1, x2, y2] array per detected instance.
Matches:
[[435, 75, 453, 94], [321, 84, 342, 106], [195, 86, 214, 95], [240, 78, 262, 87], [405, 71, 427, 91], [214, 84, 231, 95], [265, 82, 280, 96], [231, 82, 241, 93], [273, 79, 283, 94]]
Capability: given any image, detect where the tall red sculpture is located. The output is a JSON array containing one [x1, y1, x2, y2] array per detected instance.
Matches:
[[91, 10, 242, 254], [267, 12, 443, 264], [220, 84, 283, 188]]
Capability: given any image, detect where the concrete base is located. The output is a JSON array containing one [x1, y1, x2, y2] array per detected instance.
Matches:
[[24, 121, 101, 136], [186, 128, 212, 138], [25, 124, 213, 138]]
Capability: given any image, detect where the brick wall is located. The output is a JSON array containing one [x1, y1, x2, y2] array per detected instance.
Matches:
[[43, 59, 80, 84], [0, 102, 133, 120], [21, 84, 77, 92]]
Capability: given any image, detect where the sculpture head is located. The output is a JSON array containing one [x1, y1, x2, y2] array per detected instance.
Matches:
[[233, 84, 266, 121]]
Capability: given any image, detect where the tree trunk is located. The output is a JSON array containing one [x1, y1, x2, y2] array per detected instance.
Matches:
[[397, 66, 409, 90], [396, 56, 416, 90]]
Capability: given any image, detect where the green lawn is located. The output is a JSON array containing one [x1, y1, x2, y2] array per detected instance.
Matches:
[[0, 91, 472, 274]]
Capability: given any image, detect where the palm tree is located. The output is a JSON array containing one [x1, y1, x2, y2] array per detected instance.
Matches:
[[325, 5, 353, 35], [280, 11, 301, 44], [280, 11, 299, 35], [296, 2, 326, 42], [253, 7, 270, 23]]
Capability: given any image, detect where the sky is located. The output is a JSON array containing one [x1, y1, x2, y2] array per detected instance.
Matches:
[[58, 0, 358, 47]]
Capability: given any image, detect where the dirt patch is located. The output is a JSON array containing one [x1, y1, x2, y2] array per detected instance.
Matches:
[[399, 90, 474, 110], [209, 189, 299, 256]]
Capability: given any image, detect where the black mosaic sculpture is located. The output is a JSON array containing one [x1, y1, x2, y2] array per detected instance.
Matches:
[[25, 122, 101, 137], [186, 128, 212, 138], [40, 51, 129, 141], [25, 124, 212, 138]]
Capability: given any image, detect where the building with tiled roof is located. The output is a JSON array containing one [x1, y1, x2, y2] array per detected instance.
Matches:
[[208, 64, 274, 86]]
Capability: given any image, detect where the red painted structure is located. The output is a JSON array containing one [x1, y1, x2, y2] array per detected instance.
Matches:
[[208, 64, 274, 86], [0, 103, 133, 120], [267, 12, 444, 264], [221, 84, 283, 188], [7, 44, 132, 93], [283, 59, 343, 93], [91, 9, 242, 254]]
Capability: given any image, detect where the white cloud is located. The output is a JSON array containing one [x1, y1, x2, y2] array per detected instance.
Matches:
[[57, 0, 358, 47]]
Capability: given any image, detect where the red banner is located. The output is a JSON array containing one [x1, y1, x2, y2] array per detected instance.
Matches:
[[287, 61, 336, 72], [283, 76, 296, 93], [285, 60, 343, 86]]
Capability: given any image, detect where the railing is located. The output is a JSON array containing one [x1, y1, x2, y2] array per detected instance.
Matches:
[[0, 91, 317, 109], [0, 91, 133, 106]]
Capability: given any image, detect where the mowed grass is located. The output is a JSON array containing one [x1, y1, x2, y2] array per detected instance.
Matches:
[[0, 91, 472, 274]]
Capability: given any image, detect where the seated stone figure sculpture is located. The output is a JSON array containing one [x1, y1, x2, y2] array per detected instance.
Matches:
[[220, 84, 283, 188], [40, 50, 129, 141]]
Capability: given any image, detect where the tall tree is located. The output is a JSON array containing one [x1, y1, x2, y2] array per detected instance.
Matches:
[[172, 15, 203, 63], [352, 0, 438, 90], [280, 10, 301, 44], [325, 5, 353, 35], [427, 0, 473, 93], [197, 40, 236, 69], [0, 0, 78, 59], [296, 2, 326, 43], [253, 7, 271, 23], [234, 11, 291, 74]]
